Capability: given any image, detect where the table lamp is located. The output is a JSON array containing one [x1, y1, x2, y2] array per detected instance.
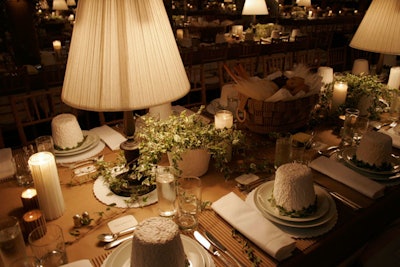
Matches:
[[66, 0, 76, 7], [296, 0, 311, 7], [52, 0, 68, 11], [242, 0, 269, 25], [349, 0, 400, 74], [62, 0, 190, 163]]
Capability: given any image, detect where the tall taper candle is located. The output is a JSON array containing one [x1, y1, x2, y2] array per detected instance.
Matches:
[[28, 152, 65, 220]]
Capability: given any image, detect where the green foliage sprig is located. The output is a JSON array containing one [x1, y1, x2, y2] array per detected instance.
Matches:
[[335, 73, 391, 119], [133, 106, 244, 182]]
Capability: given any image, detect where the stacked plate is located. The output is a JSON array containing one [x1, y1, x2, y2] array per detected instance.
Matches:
[[102, 235, 215, 267], [252, 181, 337, 238], [54, 131, 100, 157], [341, 147, 400, 184]]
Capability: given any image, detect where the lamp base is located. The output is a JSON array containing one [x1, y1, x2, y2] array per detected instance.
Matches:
[[116, 138, 156, 197], [120, 138, 140, 165]]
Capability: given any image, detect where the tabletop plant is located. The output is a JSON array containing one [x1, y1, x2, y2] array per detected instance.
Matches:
[[322, 73, 391, 120], [133, 106, 243, 183]]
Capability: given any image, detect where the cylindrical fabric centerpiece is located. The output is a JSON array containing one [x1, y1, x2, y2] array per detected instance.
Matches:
[[28, 152, 65, 220]]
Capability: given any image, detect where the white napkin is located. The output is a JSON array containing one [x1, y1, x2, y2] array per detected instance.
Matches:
[[309, 156, 385, 199], [0, 148, 15, 180], [211, 192, 296, 261], [89, 125, 126, 151], [379, 128, 400, 149]]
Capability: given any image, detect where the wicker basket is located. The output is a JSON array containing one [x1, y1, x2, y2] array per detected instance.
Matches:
[[237, 93, 319, 134]]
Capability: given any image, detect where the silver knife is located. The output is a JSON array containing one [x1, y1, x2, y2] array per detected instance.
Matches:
[[103, 235, 133, 250], [193, 231, 234, 267], [205, 231, 246, 267]]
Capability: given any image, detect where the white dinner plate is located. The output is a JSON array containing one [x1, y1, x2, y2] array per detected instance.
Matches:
[[254, 183, 336, 228], [93, 174, 157, 208], [341, 147, 400, 177], [102, 235, 215, 267], [254, 181, 330, 223], [54, 131, 100, 157]]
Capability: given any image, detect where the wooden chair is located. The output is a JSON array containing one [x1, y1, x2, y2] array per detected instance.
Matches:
[[0, 66, 30, 96], [260, 53, 287, 76], [326, 46, 347, 72], [9, 88, 75, 146], [198, 43, 228, 103], [223, 42, 261, 84], [177, 47, 205, 108], [98, 112, 124, 127], [42, 63, 66, 89]]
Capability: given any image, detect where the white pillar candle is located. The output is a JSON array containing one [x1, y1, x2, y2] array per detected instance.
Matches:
[[387, 66, 400, 90], [215, 110, 233, 129], [52, 40, 61, 51], [352, 59, 369, 75], [176, 29, 184, 40], [28, 152, 65, 220], [231, 25, 243, 37], [332, 81, 348, 110], [317, 67, 334, 84]]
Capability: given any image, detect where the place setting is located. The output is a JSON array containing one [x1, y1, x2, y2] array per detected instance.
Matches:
[[329, 108, 400, 186], [242, 163, 338, 239]]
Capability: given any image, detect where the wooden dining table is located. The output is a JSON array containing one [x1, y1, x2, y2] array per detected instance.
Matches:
[[1, 122, 400, 267]]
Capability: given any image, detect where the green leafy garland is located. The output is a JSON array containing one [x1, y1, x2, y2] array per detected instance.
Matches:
[[133, 107, 244, 182]]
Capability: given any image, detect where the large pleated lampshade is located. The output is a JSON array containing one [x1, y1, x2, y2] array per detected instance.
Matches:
[[62, 0, 190, 112], [53, 0, 68, 10], [66, 0, 76, 7], [350, 0, 400, 56], [242, 0, 269, 15], [296, 0, 312, 8]]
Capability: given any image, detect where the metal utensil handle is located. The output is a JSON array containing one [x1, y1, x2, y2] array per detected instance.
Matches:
[[118, 226, 136, 236], [329, 191, 362, 210], [215, 250, 235, 267], [103, 235, 133, 250]]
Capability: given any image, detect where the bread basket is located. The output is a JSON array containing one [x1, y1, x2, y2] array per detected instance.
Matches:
[[224, 63, 321, 134], [236, 93, 319, 134]]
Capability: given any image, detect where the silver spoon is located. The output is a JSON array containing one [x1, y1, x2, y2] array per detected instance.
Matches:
[[97, 226, 136, 243]]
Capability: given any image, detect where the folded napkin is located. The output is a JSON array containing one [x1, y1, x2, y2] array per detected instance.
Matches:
[[379, 128, 400, 149], [0, 148, 15, 180], [309, 156, 385, 199], [211, 192, 296, 261], [89, 125, 126, 151]]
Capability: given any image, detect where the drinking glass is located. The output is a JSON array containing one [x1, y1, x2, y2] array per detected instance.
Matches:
[[13, 152, 33, 187], [35, 136, 55, 155], [175, 176, 202, 231], [0, 216, 27, 267], [155, 166, 177, 217], [389, 90, 400, 122], [341, 108, 360, 146], [274, 133, 292, 169], [28, 224, 67, 267], [352, 116, 369, 145], [10, 256, 40, 267]]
